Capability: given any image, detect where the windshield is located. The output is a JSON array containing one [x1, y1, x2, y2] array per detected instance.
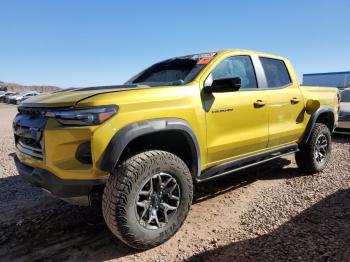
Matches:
[[341, 89, 350, 102], [125, 52, 216, 86]]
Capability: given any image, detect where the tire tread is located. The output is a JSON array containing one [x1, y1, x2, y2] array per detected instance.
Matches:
[[102, 150, 193, 249], [296, 123, 331, 174]]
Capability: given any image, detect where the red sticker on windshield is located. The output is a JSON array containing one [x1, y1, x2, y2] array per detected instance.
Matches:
[[197, 57, 213, 65]]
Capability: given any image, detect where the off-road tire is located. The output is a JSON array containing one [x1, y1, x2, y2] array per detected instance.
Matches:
[[102, 150, 193, 250], [295, 123, 332, 174]]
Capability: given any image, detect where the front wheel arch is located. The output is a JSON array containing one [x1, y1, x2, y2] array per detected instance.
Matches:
[[100, 118, 201, 178]]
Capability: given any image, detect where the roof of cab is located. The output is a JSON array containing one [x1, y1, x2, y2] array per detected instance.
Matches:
[[215, 49, 286, 60]]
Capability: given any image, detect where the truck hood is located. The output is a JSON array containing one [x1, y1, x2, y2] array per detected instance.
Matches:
[[20, 85, 149, 108]]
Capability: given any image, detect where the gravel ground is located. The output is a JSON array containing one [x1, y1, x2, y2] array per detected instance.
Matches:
[[0, 104, 349, 262], [189, 141, 350, 261]]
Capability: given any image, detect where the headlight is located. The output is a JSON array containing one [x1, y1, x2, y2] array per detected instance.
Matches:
[[46, 106, 118, 126]]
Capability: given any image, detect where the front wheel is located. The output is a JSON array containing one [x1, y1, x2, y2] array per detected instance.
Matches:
[[102, 150, 193, 250], [295, 123, 332, 174]]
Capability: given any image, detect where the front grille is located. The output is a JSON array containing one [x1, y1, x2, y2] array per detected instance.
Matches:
[[18, 107, 47, 117], [13, 108, 47, 160], [17, 140, 44, 159]]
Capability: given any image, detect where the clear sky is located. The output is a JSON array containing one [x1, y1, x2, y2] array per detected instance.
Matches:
[[1, 0, 349, 88]]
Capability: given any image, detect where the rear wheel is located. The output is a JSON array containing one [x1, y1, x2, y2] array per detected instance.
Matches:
[[102, 150, 193, 249], [295, 123, 331, 174]]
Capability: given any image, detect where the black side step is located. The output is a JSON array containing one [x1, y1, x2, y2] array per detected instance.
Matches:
[[196, 144, 298, 183]]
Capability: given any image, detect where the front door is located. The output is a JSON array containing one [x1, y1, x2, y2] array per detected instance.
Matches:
[[204, 55, 269, 165]]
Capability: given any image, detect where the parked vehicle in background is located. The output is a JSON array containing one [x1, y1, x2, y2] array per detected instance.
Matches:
[[13, 49, 339, 250], [334, 88, 350, 134], [1, 92, 16, 103], [9, 91, 41, 105], [5, 93, 19, 104], [0, 91, 7, 102], [0, 91, 10, 102]]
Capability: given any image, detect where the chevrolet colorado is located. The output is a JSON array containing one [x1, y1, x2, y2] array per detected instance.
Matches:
[[13, 49, 339, 249]]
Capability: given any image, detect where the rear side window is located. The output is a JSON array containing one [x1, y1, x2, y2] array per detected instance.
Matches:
[[260, 57, 292, 88]]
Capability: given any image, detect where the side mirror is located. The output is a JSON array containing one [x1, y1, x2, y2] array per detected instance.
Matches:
[[205, 77, 241, 93]]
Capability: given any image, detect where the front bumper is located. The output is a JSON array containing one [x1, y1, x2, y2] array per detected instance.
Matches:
[[14, 156, 106, 197], [13, 107, 109, 181]]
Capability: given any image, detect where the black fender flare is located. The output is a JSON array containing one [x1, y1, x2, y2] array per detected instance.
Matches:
[[100, 118, 201, 177], [300, 105, 335, 144]]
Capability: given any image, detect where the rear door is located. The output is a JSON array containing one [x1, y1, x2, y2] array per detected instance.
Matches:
[[258, 57, 305, 147]]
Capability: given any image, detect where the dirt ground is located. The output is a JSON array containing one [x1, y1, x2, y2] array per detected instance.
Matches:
[[0, 103, 349, 262]]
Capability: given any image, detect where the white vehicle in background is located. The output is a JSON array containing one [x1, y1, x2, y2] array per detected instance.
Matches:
[[0, 91, 15, 103], [5, 92, 19, 104], [335, 88, 350, 134], [9, 91, 41, 105]]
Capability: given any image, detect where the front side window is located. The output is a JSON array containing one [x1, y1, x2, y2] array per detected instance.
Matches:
[[260, 57, 292, 88], [210, 56, 258, 89]]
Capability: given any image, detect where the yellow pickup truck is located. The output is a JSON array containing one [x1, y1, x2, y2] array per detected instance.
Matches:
[[13, 49, 339, 249]]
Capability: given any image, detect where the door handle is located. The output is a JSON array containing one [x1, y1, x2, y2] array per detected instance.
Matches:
[[254, 100, 266, 108], [291, 97, 300, 104]]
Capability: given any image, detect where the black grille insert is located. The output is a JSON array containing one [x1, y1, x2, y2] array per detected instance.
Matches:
[[13, 108, 47, 159]]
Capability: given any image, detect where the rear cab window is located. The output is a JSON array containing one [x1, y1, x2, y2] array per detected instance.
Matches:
[[260, 57, 292, 88]]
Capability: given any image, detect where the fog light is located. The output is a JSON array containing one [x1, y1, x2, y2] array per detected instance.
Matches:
[[76, 142, 92, 164]]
